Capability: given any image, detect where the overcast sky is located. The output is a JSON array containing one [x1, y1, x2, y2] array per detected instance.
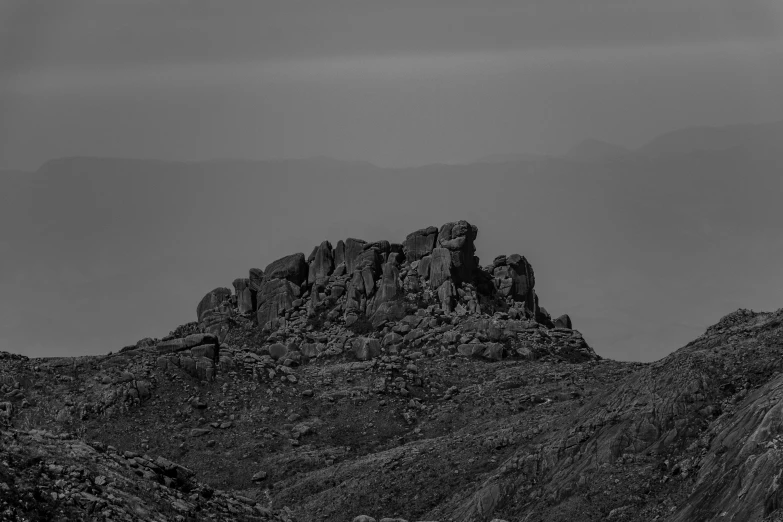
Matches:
[[1, 1, 782, 362], [2, 1, 783, 168]]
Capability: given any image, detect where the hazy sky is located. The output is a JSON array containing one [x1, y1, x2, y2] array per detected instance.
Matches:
[[2, 1, 783, 168], [1, 2, 783, 362]]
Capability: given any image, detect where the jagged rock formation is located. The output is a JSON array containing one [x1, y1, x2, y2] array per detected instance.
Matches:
[[196, 220, 569, 350], [174, 221, 597, 420], [2, 305, 783, 521], [11, 219, 783, 521], [233, 277, 255, 314]]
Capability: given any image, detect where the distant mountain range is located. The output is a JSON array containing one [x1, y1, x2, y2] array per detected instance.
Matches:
[[2, 116, 782, 366], [3, 119, 782, 174], [471, 119, 783, 166], [2, 115, 783, 520]]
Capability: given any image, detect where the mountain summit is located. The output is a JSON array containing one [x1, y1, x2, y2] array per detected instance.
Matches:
[[1, 219, 783, 521]]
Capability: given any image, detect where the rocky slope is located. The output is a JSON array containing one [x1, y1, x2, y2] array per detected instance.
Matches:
[[2, 220, 782, 521]]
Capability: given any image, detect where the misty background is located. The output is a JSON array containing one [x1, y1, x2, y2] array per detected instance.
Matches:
[[1, 1, 782, 361]]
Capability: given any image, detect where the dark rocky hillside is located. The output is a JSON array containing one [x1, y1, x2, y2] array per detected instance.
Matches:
[[1, 219, 782, 521]]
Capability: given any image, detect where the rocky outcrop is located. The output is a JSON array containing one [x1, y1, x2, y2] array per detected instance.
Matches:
[[256, 279, 300, 330], [402, 226, 438, 262], [264, 253, 308, 286], [490, 254, 536, 314], [156, 333, 218, 355], [156, 333, 219, 381], [200, 303, 233, 342], [196, 287, 231, 322], [307, 240, 334, 287], [553, 314, 572, 329], [202, 219, 581, 353], [248, 268, 264, 291], [334, 240, 346, 267], [367, 262, 403, 315], [232, 278, 254, 314], [344, 238, 367, 274], [428, 248, 453, 290], [437, 220, 478, 284]]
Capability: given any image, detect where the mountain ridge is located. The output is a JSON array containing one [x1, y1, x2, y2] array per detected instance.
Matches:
[[2, 215, 783, 520]]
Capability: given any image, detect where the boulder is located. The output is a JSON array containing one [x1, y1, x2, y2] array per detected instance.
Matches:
[[507, 254, 535, 302], [354, 247, 382, 276], [156, 333, 219, 355], [361, 268, 376, 297], [368, 262, 402, 315], [268, 343, 288, 360], [371, 301, 407, 328], [458, 344, 484, 358], [344, 238, 367, 274], [418, 255, 433, 280], [177, 354, 216, 381], [190, 344, 217, 361], [353, 338, 381, 361], [200, 303, 233, 342], [264, 253, 308, 286], [382, 332, 403, 347], [429, 248, 453, 289], [482, 343, 505, 361], [345, 271, 366, 314], [256, 279, 300, 329], [364, 240, 391, 258], [300, 343, 322, 358], [232, 278, 254, 314], [196, 287, 232, 322], [334, 240, 346, 267], [402, 226, 438, 262], [554, 314, 572, 329], [437, 280, 456, 311], [307, 240, 334, 287], [437, 220, 478, 284], [248, 268, 264, 292], [388, 243, 405, 265]]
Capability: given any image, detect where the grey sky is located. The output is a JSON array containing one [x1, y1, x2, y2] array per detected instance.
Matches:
[[2, 1, 783, 168], [1, 2, 782, 361], [2, 151, 782, 362]]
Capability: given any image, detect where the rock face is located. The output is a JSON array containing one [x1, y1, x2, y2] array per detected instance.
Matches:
[[264, 253, 308, 286], [491, 254, 536, 315], [344, 238, 367, 274], [553, 314, 572, 329], [307, 240, 334, 287], [402, 226, 438, 262], [437, 220, 478, 284], [367, 262, 402, 315], [196, 287, 232, 323], [248, 268, 264, 291], [202, 219, 580, 337], [256, 279, 300, 329], [428, 248, 453, 290], [156, 333, 219, 381], [232, 278, 254, 314]]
